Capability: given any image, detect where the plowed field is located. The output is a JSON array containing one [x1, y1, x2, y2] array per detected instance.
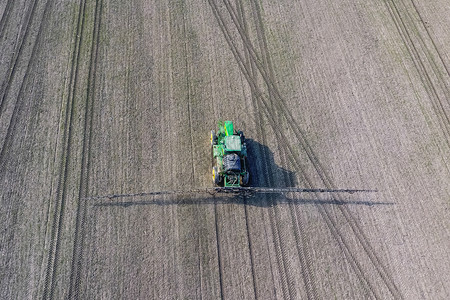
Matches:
[[1, 0, 449, 299]]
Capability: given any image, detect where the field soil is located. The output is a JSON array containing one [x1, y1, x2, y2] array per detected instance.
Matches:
[[1, 0, 449, 299]]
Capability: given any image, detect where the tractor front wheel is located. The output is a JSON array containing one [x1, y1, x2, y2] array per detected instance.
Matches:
[[211, 130, 217, 145]]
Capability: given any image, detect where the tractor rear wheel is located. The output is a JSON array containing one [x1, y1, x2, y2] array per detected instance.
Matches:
[[241, 172, 250, 186], [212, 166, 221, 185], [239, 131, 245, 143]]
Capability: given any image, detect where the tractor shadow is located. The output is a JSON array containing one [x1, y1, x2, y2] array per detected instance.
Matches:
[[244, 138, 297, 189], [94, 139, 390, 208]]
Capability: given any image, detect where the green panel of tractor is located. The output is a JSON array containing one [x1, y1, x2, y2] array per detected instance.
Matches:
[[224, 121, 234, 136], [213, 145, 223, 157], [224, 135, 241, 152]]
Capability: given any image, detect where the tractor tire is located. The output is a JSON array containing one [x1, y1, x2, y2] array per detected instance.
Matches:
[[241, 172, 250, 186], [239, 131, 245, 143], [212, 166, 221, 186], [211, 130, 217, 145]]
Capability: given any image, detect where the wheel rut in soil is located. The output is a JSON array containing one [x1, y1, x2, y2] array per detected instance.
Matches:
[[0, 0, 52, 170], [208, 0, 403, 298], [382, 0, 450, 147], [0, 0, 15, 38], [67, 0, 103, 298], [42, 0, 90, 298]]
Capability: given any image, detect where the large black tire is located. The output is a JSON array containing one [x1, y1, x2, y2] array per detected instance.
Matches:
[[241, 172, 250, 186], [211, 130, 217, 145], [212, 166, 221, 186], [239, 131, 245, 144]]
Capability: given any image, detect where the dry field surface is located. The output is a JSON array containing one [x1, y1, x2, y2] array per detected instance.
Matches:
[[1, 0, 450, 299]]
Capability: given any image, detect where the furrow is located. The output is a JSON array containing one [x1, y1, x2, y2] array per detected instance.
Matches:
[[67, 0, 103, 298], [0, 0, 39, 115], [214, 202, 225, 300], [247, 0, 319, 298], [233, 3, 258, 299], [0, 0, 14, 39], [0, 0, 48, 168], [230, 9, 404, 297], [408, 0, 450, 82], [207, 1, 403, 297], [42, 0, 88, 298], [207, 1, 294, 298], [383, 0, 450, 147]]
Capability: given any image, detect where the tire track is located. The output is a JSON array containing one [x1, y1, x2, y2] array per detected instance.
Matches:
[[0, 0, 48, 170], [0, 0, 14, 39], [42, 0, 88, 298], [234, 2, 260, 299], [251, 72, 381, 299], [0, 0, 51, 275], [382, 0, 450, 147], [408, 0, 450, 78], [246, 1, 319, 298], [253, 77, 380, 299], [212, 2, 308, 298], [67, 0, 102, 298], [222, 1, 318, 298], [181, 3, 207, 298], [214, 202, 225, 300], [0, 0, 39, 114], [213, 1, 295, 298], [242, 197, 258, 299], [208, 1, 402, 298]]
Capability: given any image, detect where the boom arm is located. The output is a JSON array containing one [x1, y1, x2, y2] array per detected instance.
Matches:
[[84, 186, 377, 200]]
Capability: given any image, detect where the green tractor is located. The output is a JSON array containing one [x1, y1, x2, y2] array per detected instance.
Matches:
[[211, 121, 250, 187]]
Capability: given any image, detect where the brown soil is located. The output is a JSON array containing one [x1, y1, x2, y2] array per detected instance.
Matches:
[[1, 0, 449, 299]]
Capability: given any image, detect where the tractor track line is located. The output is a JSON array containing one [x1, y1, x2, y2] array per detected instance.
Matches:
[[0, 0, 39, 115], [67, 0, 102, 298], [208, 2, 298, 298], [270, 205, 297, 299], [408, 0, 450, 79], [42, 0, 88, 298], [0, 0, 48, 170], [315, 204, 379, 298], [208, 2, 401, 297], [222, 1, 332, 298], [209, 3, 303, 298], [212, 2, 293, 299], [213, 201, 225, 300], [408, 0, 450, 81], [209, 4, 289, 298], [249, 1, 317, 298], [207, 3, 251, 299], [260, 66, 402, 298], [219, 3, 403, 296], [256, 83, 380, 299], [247, 0, 277, 115], [402, 0, 450, 142], [382, 0, 450, 147], [247, 1, 319, 298], [254, 82, 378, 298], [399, 0, 450, 93], [0, 0, 14, 40], [242, 197, 258, 300], [181, 5, 206, 297], [234, 2, 258, 298]]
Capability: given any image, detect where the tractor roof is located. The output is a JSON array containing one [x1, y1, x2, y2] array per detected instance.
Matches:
[[224, 135, 241, 152]]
